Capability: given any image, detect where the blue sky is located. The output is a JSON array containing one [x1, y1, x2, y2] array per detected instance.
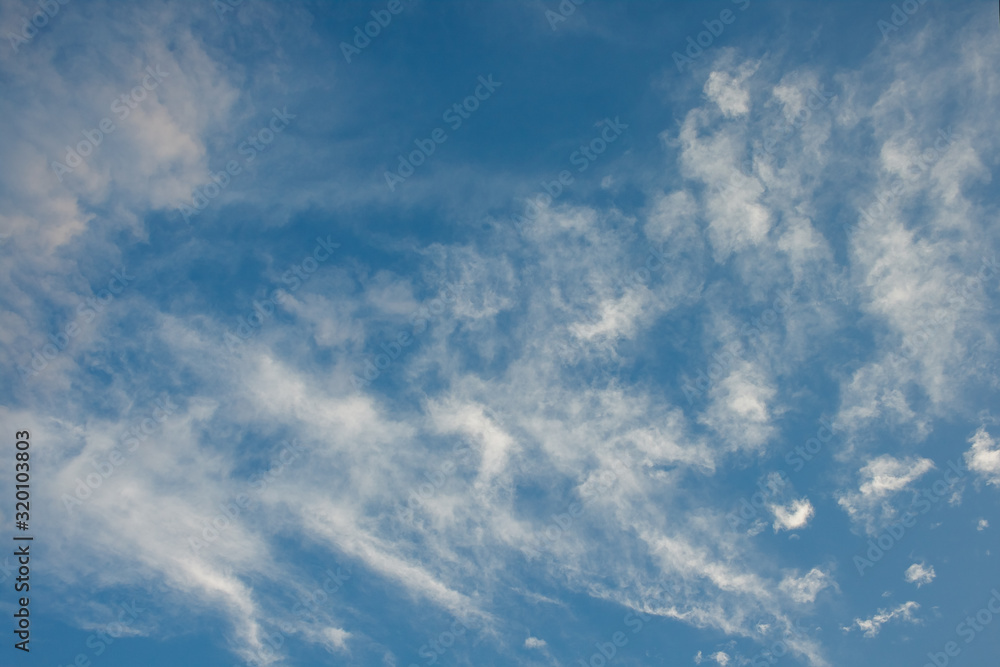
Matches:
[[1, 0, 999, 665]]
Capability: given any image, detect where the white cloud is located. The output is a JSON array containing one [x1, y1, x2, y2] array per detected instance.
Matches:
[[711, 651, 731, 666], [6, 6, 1000, 667], [693, 650, 730, 665], [842, 601, 920, 638], [964, 427, 1000, 486], [857, 455, 936, 498], [703, 61, 758, 118], [700, 360, 779, 452], [838, 455, 935, 533], [904, 563, 935, 587], [672, 100, 773, 262], [779, 568, 832, 604], [321, 627, 351, 652], [771, 498, 815, 533]]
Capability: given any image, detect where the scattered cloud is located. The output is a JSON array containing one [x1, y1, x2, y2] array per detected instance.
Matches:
[[964, 427, 1000, 486], [838, 455, 936, 533], [771, 497, 815, 532], [779, 568, 833, 604], [842, 601, 921, 638], [904, 563, 935, 587]]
